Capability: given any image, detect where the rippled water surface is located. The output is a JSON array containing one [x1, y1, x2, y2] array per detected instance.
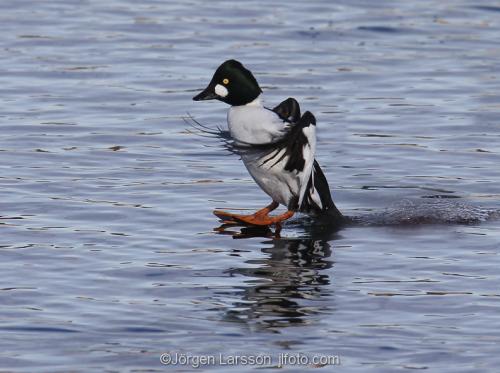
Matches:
[[1, 1, 500, 372]]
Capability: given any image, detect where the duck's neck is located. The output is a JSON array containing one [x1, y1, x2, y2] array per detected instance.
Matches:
[[244, 95, 263, 107]]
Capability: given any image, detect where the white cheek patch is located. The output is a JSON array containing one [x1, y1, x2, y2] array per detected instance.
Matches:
[[215, 84, 228, 98]]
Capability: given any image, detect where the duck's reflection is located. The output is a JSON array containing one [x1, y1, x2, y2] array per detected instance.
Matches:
[[217, 223, 340, 330]]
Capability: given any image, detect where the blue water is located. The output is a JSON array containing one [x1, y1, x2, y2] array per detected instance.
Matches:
[[1, 1, 500, 372]]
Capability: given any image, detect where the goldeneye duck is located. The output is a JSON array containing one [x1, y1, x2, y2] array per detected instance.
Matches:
[[193, 59, 343, 227]]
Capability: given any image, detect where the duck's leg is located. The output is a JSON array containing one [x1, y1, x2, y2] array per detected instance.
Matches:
[[214, 202, 294, 227], [213, 201, 279, 224], [254, 201, 280, 216]]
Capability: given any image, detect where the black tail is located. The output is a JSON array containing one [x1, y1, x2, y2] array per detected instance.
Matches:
[[300, 160, 344, 224]]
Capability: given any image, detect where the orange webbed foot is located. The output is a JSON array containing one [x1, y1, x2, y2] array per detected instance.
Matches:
[[213, 201, 293, 227]]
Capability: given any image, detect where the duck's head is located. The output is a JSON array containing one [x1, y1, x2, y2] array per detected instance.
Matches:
[[193, 59, 262, 106]]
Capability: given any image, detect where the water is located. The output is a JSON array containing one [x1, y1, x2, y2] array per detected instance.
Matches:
[[1, 0, 500, 372]]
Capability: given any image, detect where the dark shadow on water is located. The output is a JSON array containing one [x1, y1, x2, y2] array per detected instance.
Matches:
[[217, 222, 341, 332], [215, 224, 278, 239]]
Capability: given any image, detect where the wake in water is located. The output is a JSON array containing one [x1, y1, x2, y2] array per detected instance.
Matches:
[[350, 198, 500, 226]]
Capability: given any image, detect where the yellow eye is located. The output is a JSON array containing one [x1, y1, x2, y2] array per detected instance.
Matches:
[[222, 78, 229, 85]]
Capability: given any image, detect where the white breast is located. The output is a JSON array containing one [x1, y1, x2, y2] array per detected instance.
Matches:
[[227, 96, 286, 144]]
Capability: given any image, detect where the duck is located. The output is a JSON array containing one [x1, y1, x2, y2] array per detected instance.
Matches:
[[193, 59, 343, 227]]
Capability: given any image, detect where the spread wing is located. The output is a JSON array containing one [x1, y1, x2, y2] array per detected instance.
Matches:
[[257, 107, 315, 174], [269, 98, 341, 217], [272, 97, 301, 123], [301, 159, 342, 219]]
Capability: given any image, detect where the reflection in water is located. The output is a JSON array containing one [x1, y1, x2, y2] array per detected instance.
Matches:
[[218, 223, 340, 331]]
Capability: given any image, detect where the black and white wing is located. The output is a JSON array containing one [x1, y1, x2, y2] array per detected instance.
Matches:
[[272, 97, 301, 123], [272, 98, 342, 219], [301, 160, 343, 220], [262, 104, 316, 175]]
